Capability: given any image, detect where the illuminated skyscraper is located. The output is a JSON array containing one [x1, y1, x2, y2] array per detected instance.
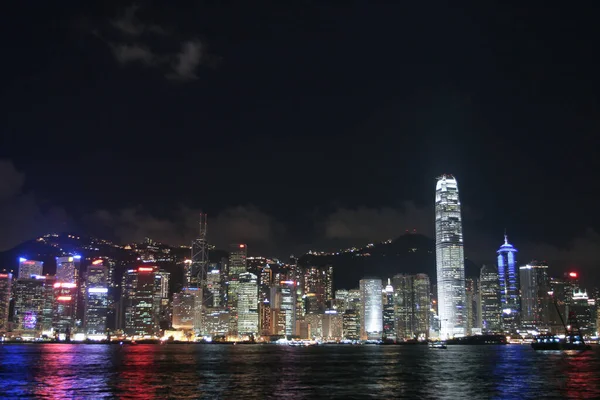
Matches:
[[237, 272, 258, 337], [53, 282, 78, 338], [18, 258, 43, 279], [479, 265, 501, 333], [85, 263, 108, 337], [392, 273, 431, 340], [12, 275, 46, 336], [122, 266, 160, 338], [520, 262, 551, 330], [359, 278, 383, 340], [226, 244, 247, 336], [0, 272, 12, 333], [270, 280, 296, 336], [172, 291, 196, 330], [497, 235, 519, 332], [435, 175, 466, 338], [382, 280, 395, 340]]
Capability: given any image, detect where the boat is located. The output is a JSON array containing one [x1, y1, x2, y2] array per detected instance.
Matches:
[[531, 301, 591, 351], [428, 341, 447, 349]]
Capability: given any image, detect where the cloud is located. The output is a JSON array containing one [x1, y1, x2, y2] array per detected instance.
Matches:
[[111, 5, 166, 37], [102, 5, 210, 81], [0, 160, 72, 251], [86, 205, 284, 253], [323, 202, 433, 243], [111, 44, 155, 65], [168, 40, 203, 81]]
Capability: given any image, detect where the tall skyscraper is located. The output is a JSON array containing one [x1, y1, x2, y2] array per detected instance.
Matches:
[[435, 174, 466, 339], [237, 272, 258, 337], [497, 235, 519, 332], [359, 278, 383, 340], [122, 266, 161, 338], [18, 258, 43, 279], [53, 282, 78, 338], [226, 244, 247, 336], [520, 262, 551, 330], [382, 279, 395, 340], [0, 272, 13, 333], [479, 265, 501, 333], [303, 266, 333, 312]]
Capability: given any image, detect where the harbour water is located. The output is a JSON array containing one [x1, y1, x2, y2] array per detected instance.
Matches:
[[1, 344, 599, 399]]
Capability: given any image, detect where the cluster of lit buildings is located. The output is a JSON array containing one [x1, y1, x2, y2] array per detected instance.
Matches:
[[434, 175, 599, 340], [0, 175, 597, 343]]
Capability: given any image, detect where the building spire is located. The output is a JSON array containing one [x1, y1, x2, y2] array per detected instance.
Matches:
[[504, 229, 508, 245]]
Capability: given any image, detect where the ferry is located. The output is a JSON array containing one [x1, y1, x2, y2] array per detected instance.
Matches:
[[428, 341, 447, 349]]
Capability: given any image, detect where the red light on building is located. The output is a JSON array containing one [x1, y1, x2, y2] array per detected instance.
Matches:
[[92, 260, 103, 265], [569, 272, 578, 278], [57, 296, 72, 301], [0, 274, 8, 278], [22, 261, 36, 265], [239, 244, 245, 248], [138, 267, 154, 272]]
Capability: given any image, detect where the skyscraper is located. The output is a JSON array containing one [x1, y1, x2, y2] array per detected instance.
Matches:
[[122, 266, 160, 338], [479, 265, 501, 333], [18, 258, 43, 279], [520, 262, 551, 330], [382, 279, 395, 341], [392, 273, 431, 341], [85, 263, 109, 337], [359, 278, 383, 340], [56, 256, 81, 284], [237, 272, 258, 337], [435, 175, 466, 338], [12, 275, 47, 336], [226, 244, 247, 336], [497, 235, 519, 332]]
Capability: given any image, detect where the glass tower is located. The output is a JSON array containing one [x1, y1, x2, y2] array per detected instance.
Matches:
[[435, 175, 466, 338], [519, 261, 550, 330], [359, 278, 383, 340], [497, 235, 519, 331]]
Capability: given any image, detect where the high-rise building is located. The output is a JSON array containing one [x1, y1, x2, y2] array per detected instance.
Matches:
[[333, 289, 349, 312], [206, 268, 222, 308], [520, 262, 551, 330], [56, 256, 81, 284], [0, 272, 13, 333], [270, 280, 296, 337], [435, 175, 466, 339], [259, 265, 272, 303], [53, 282, 78, 338], [479, 265, 501, 333], [122, 266, 161, 338], [226, 244, 247, 336], [237, 272, 258, 337], [497, 235, 519, 332], [84, 263, 108, 337], [303, 266, 333, 312], [18, 258, 43, 279], [172, 291, 196, 330], [382, 279, 395, 341], [342, 309, 360, 340], [359, 278, 383, 340], [392, 274, 431, 341], [465, 278, 477, 335], [322, 310, 343, 340], [12, 275, 47, 336], [570, 289, 596, 337]]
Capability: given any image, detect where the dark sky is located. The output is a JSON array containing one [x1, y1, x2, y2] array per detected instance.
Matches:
[[0, 2, 599, 278]]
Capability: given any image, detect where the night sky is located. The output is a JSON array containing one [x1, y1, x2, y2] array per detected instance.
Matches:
[[0, 2, 599, 278]]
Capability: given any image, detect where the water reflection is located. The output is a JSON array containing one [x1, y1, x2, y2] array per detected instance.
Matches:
[[0, 344, 599, 399]]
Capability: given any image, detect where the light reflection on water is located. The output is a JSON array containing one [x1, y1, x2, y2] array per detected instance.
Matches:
[[1, 344, 599, 399]]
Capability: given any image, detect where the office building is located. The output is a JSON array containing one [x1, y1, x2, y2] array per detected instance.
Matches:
[[382, 279, 395, 340], [237, 272, 258, 337], [122, 266, 160, 338], [226, 244, 247, 336], [270, 280, 297, 337], [435, 175, 466, 339], [479, 265, 501, 333], [12, 275, 47, 336], [520, 262, 551, 330], [18, 258, 43, 279], [53, 282, 78, 338], [392, 274, 431, 341], [342, 309, 360, 340], [360, 278, 383, 340], [172, 291, 196, 330], [56, 256, 81, 284], [85, 263, 108, 337], [322, 310, 343, 340]]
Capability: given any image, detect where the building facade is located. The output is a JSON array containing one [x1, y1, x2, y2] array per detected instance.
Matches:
[[520, 262, 551, 330], [497, 235, 519, 332], [479, 265, 501, 333], [18, 258, 43, 279]]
